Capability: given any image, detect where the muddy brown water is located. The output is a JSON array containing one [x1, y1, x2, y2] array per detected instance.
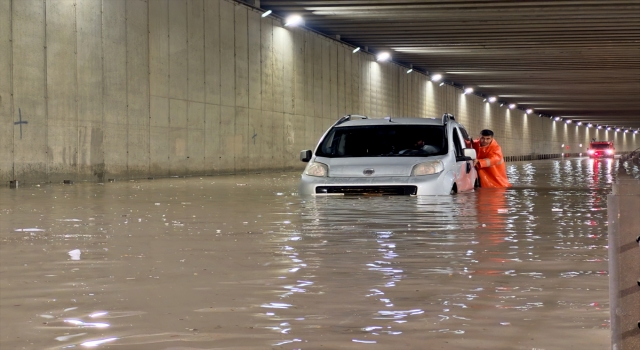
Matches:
[[1, 158, 634, 349]]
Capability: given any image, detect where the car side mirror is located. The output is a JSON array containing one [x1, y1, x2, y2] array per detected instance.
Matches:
[[463, 148, 477, 160], [300, 150, 312, 162]]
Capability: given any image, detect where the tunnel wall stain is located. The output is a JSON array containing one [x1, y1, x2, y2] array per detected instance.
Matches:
[[0, 0, 638, 183]]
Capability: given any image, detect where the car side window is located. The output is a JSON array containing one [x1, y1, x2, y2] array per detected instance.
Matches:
[[452, 128, 464, 158], [320, 130, 336, 155], [459, 127, 472, 148]]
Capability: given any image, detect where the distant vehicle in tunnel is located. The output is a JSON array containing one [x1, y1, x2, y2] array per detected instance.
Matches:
[[298, 114, 478, 196], [587, 140, 615, 158]]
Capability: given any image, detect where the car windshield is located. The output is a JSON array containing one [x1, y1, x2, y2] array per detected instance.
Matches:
[[590, 144, 612, 150], [316, 124, 448, 158]]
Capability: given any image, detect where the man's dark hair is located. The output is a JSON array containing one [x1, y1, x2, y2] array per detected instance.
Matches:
[[480, 129, 494, 137]]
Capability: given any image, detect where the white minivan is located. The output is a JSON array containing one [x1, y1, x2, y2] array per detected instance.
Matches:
[[299, 114, 479, 196]]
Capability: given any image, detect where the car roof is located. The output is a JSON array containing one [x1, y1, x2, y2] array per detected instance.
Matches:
[[334, 117, 449, 127]]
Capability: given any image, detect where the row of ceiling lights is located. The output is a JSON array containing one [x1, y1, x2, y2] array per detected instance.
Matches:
[[266, 12, 639, 135]]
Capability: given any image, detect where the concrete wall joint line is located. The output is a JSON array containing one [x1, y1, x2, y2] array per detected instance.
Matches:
[[201, 0, 205, 135], [186, 0, 189, 169], [44, 0, 49, 180], [125, 1, 129, 174], [166, 0, 170, 166], [99, 3, 105, 181], [147, 0, 152, 175], [100, 0, 105, 182], [74, 0, 79, 179], [10, 0, 15, 179]]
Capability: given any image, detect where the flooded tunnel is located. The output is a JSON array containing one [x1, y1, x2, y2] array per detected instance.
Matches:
[[2, 0, 640, 349], [2, 157, 638, 349]]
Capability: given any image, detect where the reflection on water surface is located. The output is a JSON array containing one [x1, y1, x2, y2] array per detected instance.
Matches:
[[1, 157, 631, 349]]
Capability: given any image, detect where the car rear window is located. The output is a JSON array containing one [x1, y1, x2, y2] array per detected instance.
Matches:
[[316, 125, 448, 158]]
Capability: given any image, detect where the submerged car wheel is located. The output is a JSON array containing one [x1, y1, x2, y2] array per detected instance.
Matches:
[[450, 184, 458, 195]]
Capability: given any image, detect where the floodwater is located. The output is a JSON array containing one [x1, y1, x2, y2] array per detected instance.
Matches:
[[0, 157, 637, 350]]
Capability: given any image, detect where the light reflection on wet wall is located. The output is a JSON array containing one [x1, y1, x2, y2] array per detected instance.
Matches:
[[1, 157, 634, 349]]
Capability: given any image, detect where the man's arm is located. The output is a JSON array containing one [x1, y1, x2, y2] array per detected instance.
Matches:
[[475, 145, 504, 169]]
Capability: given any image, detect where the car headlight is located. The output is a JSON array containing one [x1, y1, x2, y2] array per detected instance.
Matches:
[[587, 150, 594, 154], [606, 150, 614, 155], [304, 161, 328, 177], [411, 160, 444, 176]]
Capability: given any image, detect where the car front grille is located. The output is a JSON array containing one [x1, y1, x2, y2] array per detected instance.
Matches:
[[315, 186, 417, 196]]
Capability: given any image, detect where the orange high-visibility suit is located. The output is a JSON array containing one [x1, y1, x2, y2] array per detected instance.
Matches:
[[472, 139, 511, 188]]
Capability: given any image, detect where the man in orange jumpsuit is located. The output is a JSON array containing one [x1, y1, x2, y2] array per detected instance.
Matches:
[[472, 129, 511, 188]]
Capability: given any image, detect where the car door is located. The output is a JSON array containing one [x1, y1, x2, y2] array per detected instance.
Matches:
[[452, 127, 474, 191]]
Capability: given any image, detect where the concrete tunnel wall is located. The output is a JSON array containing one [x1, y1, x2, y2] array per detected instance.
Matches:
[[0, 0, 638, 184]]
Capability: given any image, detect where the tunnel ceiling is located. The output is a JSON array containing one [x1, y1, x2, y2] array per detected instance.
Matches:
[[259, 0, 640, 130]]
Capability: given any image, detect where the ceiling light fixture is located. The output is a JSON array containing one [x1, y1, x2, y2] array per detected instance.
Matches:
[[284, 15, 303, 27], [463, 87, 473, 94], [488, 96, 497, 103], [509, 104, 516, 109], [430, 74, 442, 82], [597, 125, 602, 129], [261, 10, 272, 18], [376, 52, 390, 62], [406, 68, 413, 74], [616, 128, 621, 132], [554, 116, 561, 121], [587, 123, 592, 128], [526, 109, 533, 114], [634, 130, 638, 134], [439, 82, 445, 86], [565, 119, 572, 124], [352, 47, 360, 53], [576, 121, 582, 126]]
